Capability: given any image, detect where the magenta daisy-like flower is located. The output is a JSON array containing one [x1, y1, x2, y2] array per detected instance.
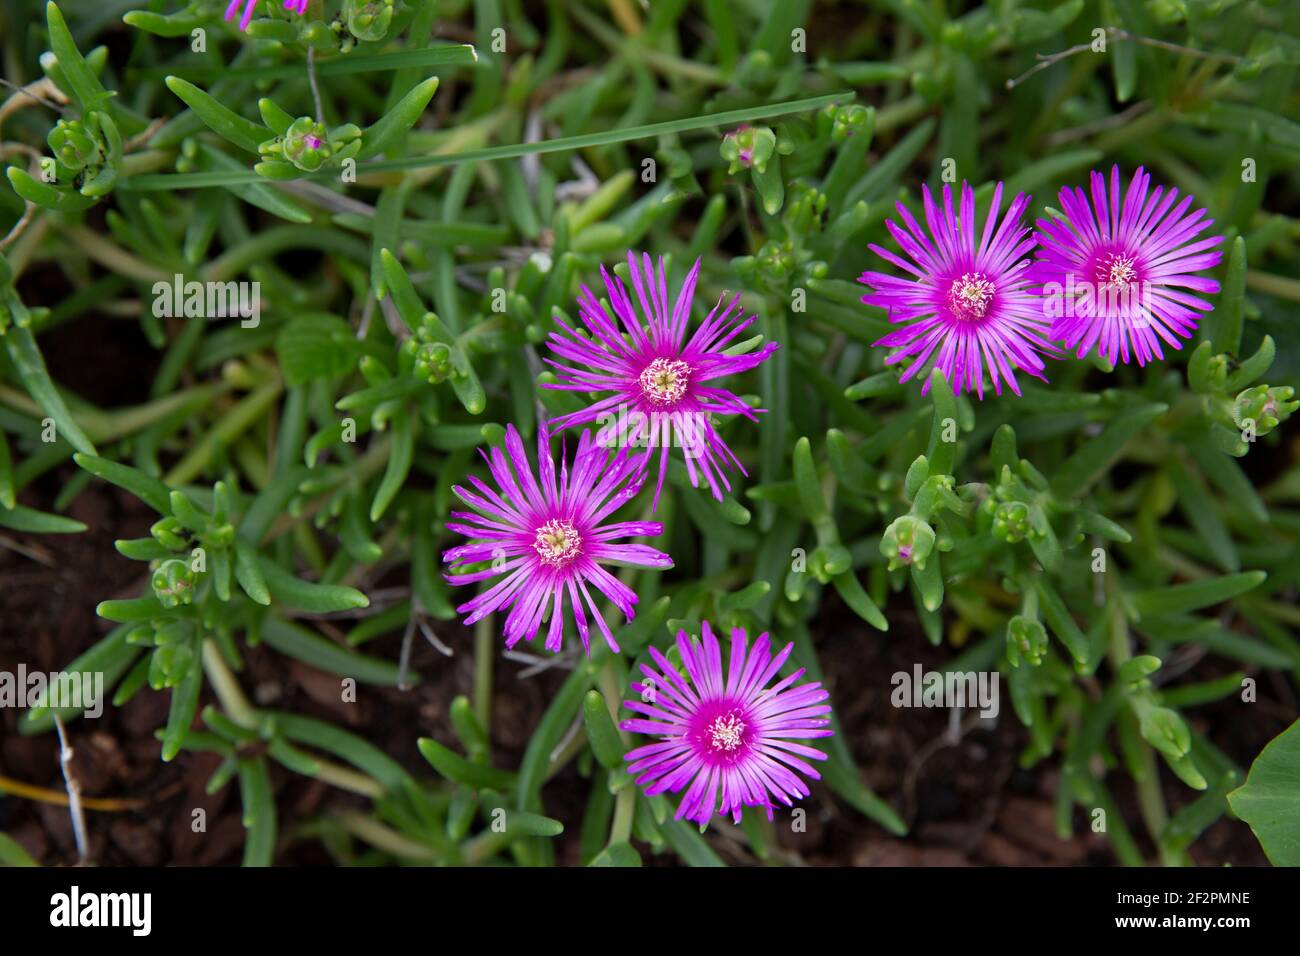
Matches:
[[859, 181, 1054, 398], [442, 424, 671, 654], [1030, 165, 1223, 366], [621, 622, 833, 825], [544, 251, 777, 509], [224, 0, 308, 32]]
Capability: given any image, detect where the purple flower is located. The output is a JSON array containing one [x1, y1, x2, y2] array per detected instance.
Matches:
[[859, 181, 1054, 398], [224, 0, 308, 32], [1031, 165, 1223, 366], [544, 251, 777, 509], [442, 424, 671, 654], [621, 622, 833, 826]]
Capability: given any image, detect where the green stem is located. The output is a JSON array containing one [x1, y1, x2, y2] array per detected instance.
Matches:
[[120, 93, 854, 188], [307, 759, 385, 799], [0, 382, 225, 443], [1245, 269, 1300, 302], [203, 227, 369, 281], [58, 226, 172, 282], [1106, 596, 1179, 866], [333, 810, 438, 861], [164, 379, 283, 486], [610, 786, 636, 845], [569, 4, 727, 85], [473, 614, 493, 732], [201, 639, 258, 728], [121, 149, 176, 176], [598, 658, 635, 844]]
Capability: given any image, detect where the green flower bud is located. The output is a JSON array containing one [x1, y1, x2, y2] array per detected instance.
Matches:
[[414, 340, 452, 384], [345, 0, 395, 41], [756, 239, 796, 283], [152, 558, 197, 608], [830, 104, 871, 142], [1233, 384, 1297, 437], [880, 515, 936, 571], [272, 117, 332, 171], [1006, 615, 1048, 667], [992, 500, 1031, 543], [720, 124, 776, 174], [48, 118, 99, 172]]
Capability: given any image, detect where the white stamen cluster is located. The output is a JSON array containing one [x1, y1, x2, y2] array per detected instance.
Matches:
[[947, 272, 996, 321], [639, 358, 691, 406], [1101, 253, 1138, 289], [533, 519, 581, 568], [707, 711, 746, 753]]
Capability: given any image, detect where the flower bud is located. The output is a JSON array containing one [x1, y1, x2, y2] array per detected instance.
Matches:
[[992, 500, 1031, 543], [152, 558, 197, 608], [277, 117, 332, 171], [880, 515, 935, 571], [720, 124, 776, 174], [346, 0, 395, 41], [414, 340, 452, 384], [1233, 384, 1297, 437], [1006, 615, 1048, 667], [756, 239, 795, 283], [830, 104, 871, 142], [48, 119, 99, 172]]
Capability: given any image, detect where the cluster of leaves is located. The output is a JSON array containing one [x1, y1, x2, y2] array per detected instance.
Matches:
[[0, 0, 1298, 867]]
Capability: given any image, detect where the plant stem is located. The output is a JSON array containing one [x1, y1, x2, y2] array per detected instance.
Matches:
[[1106, 595, 1180, 866], [201, 639, 258, 728], [333, 810, 438, 861], [165, 379, 283, 486], [473, 614, 493, 732], [610, 786, 636, 844]]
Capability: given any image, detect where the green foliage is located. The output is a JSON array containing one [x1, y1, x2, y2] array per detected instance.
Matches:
[[1229, 719, 1300, 866]]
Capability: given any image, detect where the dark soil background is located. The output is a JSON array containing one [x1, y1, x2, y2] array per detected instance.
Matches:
[[0, 311, 1282, 866]]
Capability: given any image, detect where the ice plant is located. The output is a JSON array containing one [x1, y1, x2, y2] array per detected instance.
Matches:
[[224, 0, 309, 32], [544, 251, 777, 508], [859, 181, 1053, 398], [442, 424, 671, 654], [1031, 165, 1224, 366], [621, 622, 833, 825], [18, 0, 1297, 873]]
